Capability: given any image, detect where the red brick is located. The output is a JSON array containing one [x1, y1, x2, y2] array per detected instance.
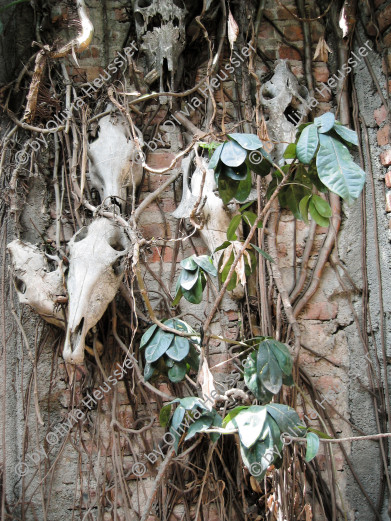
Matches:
[[114, 8, 127, 21], [209, 353, 230, 373], [385, 171, 391, 188], [283, 24, 304, 41], [313, 64, 329, 83], [278, 45, 301, 61], [277, 6, 299, 20], [86, 66, 104, 82], [377, 4, 391, 32], [91, 46, 100, 58], [382, 54, 391, 74], [366, 21, 378, 36], [378, 124, 390, 145], [258, 22, 276, 39], [380, 149, 391, 166], [146, 150, 179, 169], [374, 105, 388, 125], [386, 192, 391, 212], [301, 301, 338, 320], [142, 223, 169, 239], [311, 23, 324, 41]]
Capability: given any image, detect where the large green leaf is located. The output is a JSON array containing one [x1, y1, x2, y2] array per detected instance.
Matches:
[[145, 329, 175, 363], [140, 324, 158, 349], [222, 406, 248, 428], [268, 339, 293, 376], [309, 198, 329, 227], [187, 344, 200, 371], [224, 163, 248, 181], [241, 419, 278, 481], [227, 214, 242, 241], [250, 243, 274, 263], [283, 143, 297, 159], [166, 335, 190, 362], [235, 168, 253, 201], [299, 195, 311, 223], [172, 405, 186, 431], [333, 123, 358, 146], [244, 351, 273, 403], [184, 414, 214, 440], [316, 134, 366, 204], [246, 154, 271, 176], [209, 143, 224, 169], [144, 362, 156, 381], [159, 404, 172, 427], [193, 255, 217, 276], [218, 175, 239, 204], [314, 112, 335, 133], [180, 267, 200, 290], [305, 432, 320, 462], [180, 256, 197, 270], [266, 404, 303, 435], [182, 272, 205, 304], [257, 341, 283, 394], [296, 124, 319, 164], [168, 361, 187, 382], [210, 412, 223, 443], [233, 406, 267, 448], [228, 133, 264, 151], [220, 140, 247, 167], [312, 194, 332, 218]]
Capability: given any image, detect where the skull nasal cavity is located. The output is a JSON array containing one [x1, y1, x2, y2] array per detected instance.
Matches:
[[147, 14, 163, 32], [73, 227, 89, 243], [261, 84, 277, 100], [109, 238, 127, 252]]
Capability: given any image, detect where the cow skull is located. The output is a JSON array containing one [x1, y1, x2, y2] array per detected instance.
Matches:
[[132, 0, 187, 92], [7, 240, 66, 328], [63, 218, 130, 365], [88, 113, 143, 210], [260, 60, 309, 159]]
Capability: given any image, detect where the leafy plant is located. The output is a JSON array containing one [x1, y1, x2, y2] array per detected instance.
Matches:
[[172, 255, 217, 305], [215, 241, 256, 290], [223, 404, 305, 481], [242, 337, 294, 402], [159, 397, 222, 450], [209, 133, 272, 204], [140, 319, 200, 383]]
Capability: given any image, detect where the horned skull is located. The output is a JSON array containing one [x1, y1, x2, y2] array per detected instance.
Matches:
[[63, 218, 130, 365], [132, 0, 187, 92], [88, 113, 143, 210], [7, 240, 67, 328]]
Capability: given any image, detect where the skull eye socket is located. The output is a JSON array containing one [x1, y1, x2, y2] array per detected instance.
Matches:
[[172, 0, 184, 8], [108, 238, 127, 252], [112, 257, 124, 276], [14, 276, 26, 294], [138, 0, 153, 7], [135, 12, 144, 26], [73, 227, 89, 243]]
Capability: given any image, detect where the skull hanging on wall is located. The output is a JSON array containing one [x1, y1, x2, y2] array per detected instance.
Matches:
[[132, 0, 188, 92]]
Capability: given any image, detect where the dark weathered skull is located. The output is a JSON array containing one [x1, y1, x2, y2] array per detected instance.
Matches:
[[132, 0, 187, 91]]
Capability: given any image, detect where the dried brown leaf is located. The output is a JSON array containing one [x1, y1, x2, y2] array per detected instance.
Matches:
[[313, 36, 332, 62], [197, 358, 216, 409], [227, 10, 239, 49]]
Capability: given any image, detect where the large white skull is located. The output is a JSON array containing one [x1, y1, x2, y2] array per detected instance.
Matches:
[[88, 114, 143, 210], [7, 240, 66, 328], [260, 60, 309, 159], [63, 218, 130, 365], [132, 0, 187, 91]]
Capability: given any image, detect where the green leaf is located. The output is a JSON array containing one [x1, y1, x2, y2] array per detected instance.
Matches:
[[178, 396, 207, 410], [316, 134, 365, 203], [214, 240, 231, 253], [305, 432, 320, 462], [246, 152, 271, 176], [265, 403, 303, 435], [166, 335, 190, 362], [309, 198, 330, 227], [193, 255, 217, 276], [218, 175, 239, 204], [233, 406, 268, 448], [184, 414, 214, 440], [180, 267, 200, 290], [283, 143, 297, 159], [314, 112, 335, 133], [140, 324, 158, 349], [227, 214, 242, 241], [257, 341, 283, 394], [172, 286, 183, 306], [333, 123, 358, 146], [235, 168, 253, 201], [312, 194, 332, 218], [239, 201, 256, 212], [187, 344, 200, 371], [268, 339, 293, 376], [159, 404, 172, 427], [182, 272, 205, 304], [209, 143, 224, 170], [210, 412, 223, 443], [222, 406, 248, 428], [228, 133, 264, 151], [180, 256, 198, 270], [307, 427, 332, 439], [299, 195, 311, 223], [220, 140, 247, 167], [172, 405, 186, 431], [282, 372, 294, 386], [250, 243, 274, 263], [296, 124, 319, 164], [144, 362, 156, 381], [241, 417, 280, 481], [168, 361, 187, 382], [224, 163, 248, 181], [242, 211, 261, 229], [145, 330, 175, 363]]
